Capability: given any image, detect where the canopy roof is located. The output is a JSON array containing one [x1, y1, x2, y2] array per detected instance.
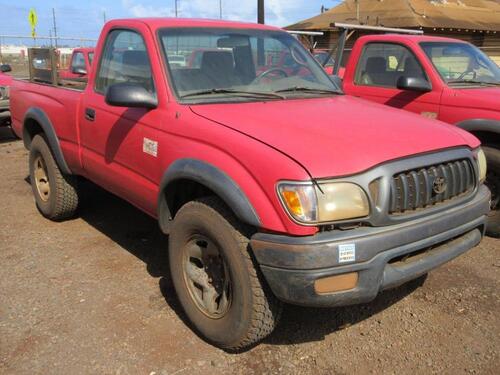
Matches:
[[287, 0, 500, 32]]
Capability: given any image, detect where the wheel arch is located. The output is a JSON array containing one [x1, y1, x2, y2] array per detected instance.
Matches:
[[23, 107, 72, 175], [157, 158, 261, 234], [456, 119, 500, 147]]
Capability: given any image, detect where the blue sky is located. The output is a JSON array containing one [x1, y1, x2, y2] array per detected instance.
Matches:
[[0, 1, 341, 45]]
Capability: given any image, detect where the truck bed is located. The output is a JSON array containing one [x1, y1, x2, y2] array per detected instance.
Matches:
[[10, 78, 83, 171]]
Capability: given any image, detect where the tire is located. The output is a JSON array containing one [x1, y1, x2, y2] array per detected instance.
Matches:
[[484, 146, 500, 238], [168, 197, 282, 350], [29, 134, 79, 220]]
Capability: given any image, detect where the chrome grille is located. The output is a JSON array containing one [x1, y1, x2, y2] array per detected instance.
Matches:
[[389, 159, 475, 214]]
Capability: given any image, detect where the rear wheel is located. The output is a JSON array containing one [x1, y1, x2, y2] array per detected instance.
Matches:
[[29, 134, 79, 220], [168, 197, 282, 350], [484, 146, 500, 237]]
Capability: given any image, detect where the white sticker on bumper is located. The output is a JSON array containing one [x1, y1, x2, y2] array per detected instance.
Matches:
[[338, 243, 356, 263]]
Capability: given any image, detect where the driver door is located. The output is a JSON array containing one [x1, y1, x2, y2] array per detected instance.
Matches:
[[79, 27, 164, 214]]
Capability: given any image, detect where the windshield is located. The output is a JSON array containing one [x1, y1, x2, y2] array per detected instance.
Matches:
[[420, 42, 500, 85], [158, 27, 340, 102]]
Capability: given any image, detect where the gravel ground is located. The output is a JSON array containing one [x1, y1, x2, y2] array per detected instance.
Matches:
[[0, 128, 499, 375]]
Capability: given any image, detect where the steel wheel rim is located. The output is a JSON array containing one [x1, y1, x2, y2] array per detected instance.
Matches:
[[182, 234, 232, 319], [34, 155, 50, 202]]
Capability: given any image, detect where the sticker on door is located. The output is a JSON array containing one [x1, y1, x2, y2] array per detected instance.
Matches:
[[143, 138, 158, 157]]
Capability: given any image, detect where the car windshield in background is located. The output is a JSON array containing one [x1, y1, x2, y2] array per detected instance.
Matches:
[[420, 42, 500, 86], [314, 52, 335, 67], [88, 52, 94, 66], [158, 27, 340, 102]]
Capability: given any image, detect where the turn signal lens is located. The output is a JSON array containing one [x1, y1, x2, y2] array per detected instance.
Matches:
[[282, 190, 303, 216], [278, 184, 317, 223]]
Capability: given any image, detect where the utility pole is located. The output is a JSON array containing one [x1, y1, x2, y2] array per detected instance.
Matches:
[[49, 29, 53, 47], [219, 0, 222, 19], [103, 11, 107, 24], [175, 0, 178, 17], [257, 0, 264, 24], [257, 0, 265, 67], [52, 8, 58, 48]]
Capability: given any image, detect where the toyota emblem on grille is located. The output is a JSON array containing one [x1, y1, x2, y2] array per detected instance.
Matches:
[[433, 177, 447, 194]]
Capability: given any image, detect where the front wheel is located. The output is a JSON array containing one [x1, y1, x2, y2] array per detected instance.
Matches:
[[168, 197, 282, 350], [484, 146, 500, 237]]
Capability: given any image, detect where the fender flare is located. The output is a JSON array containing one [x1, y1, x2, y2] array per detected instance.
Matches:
[[23, 107, 72, 175], [455, 119, 500, 135], [157, 159, 261, 232]]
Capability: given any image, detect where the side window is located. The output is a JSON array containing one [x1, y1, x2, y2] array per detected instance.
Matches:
[[71, 52, 85, 69], [355, 43, 427, 88], [95, 29, 155, 94]]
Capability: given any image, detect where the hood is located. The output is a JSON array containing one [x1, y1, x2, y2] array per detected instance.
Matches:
[[191, 96, 479, 178], [443, 87, 500, 112]]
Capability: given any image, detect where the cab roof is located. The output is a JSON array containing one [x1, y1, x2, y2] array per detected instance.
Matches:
[[108, 18, 282, 32], [358, 34, 470, 44]]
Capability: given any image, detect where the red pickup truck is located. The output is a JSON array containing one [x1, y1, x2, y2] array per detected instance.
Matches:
[[0, 64, 13, 127], [10, 18, 490, 350], [340, 33, 500, 235], [59, 47, 94, 80]]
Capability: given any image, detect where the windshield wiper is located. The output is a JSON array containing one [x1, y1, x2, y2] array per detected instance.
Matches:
[[274, 86, 342, 95], [180, 88, 285, 99], [447, 79, 500, 86]]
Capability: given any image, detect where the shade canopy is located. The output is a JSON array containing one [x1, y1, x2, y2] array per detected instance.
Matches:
[[287, 0, 500, 32]]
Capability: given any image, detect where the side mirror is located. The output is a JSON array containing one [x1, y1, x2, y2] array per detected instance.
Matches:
[[396, 76, 432, 92], [105, 82, 158, 109], [0, 64, 12, 73], [71, 66, 87, 75]]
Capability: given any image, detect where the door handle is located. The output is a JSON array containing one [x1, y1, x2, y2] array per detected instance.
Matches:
[[85, 108, 96, 121]]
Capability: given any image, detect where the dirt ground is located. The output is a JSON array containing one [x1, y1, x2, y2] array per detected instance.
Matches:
[[0, 127, 499, 375]]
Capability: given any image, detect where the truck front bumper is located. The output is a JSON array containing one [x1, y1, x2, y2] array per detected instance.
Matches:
[[251, 185, 490, 307]]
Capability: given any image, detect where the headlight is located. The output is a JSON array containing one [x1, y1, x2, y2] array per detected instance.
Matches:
[[474, 148, 487, 183], [278, 181, 370, 224], [0, 86, 9, 100]]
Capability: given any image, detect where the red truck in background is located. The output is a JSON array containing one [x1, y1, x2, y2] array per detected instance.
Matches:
[[0, 64, 13, 127], [10, 18, 490, 350], [332, 29, 500, 236], [59, 47, 94, 80]]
